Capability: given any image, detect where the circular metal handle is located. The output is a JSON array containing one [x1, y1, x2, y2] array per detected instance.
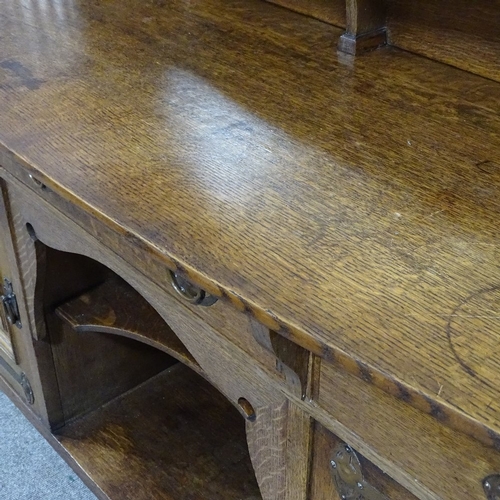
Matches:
[[484, 475, 500, 500], [169, 271, 218, 307], [28, 174, 46, 189]]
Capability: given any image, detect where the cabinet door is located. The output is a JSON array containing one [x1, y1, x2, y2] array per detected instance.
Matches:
[[0, 177, 38, 411], [310, 422, 418, 500], [0, 239, 16, 360], [0, 182, 18, 363]]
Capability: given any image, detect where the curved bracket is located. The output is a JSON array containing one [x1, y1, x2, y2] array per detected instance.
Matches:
[[55, 275, 202, 375], [251, 320, 314, 400]]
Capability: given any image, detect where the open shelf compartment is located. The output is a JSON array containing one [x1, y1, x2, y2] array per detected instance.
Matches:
[[31, 243, 262, 499], [55, 363, 262, 500]]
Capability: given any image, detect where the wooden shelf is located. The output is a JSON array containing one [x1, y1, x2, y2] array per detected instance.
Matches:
[[55, 363, 261, 500], [55, 275, 201, 375]]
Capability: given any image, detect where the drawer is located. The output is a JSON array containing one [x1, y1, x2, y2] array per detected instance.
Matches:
[[318, 361, 500, 499], [163, 267, 319, 401], [310, 421, 417, 499], [162, 271, 280, 376]]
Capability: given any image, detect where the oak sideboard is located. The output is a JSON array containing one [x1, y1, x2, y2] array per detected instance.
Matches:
[[1, 0, 499, 498]]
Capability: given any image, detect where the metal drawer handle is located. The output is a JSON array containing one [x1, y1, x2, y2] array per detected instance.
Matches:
[[484, 475, 500, 500], [28, 174, 46, 189], [169, 271, 218, 307]]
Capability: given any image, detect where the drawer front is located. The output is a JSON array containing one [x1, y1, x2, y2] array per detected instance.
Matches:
[[162, 275, 280, 376], [318, 361, 500, 499], [311, 421, 417, 499]]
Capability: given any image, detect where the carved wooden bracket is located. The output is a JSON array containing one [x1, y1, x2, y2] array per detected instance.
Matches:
[[55, 276, 201, 374], [250, 319, 317, 401]]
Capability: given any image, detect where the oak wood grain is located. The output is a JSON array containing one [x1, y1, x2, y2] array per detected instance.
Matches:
[[7, 177, 309, 407], [246, 399, 289, 499], [13, 166, 481, 499], [8, 167, 500, 497], [156, 292, 312, 499], [265, 0, 345, 28], [317, 362, 500, 500], [0, 0, 499, 458], [8, 180, 316, 498], [386, 0, 500, 83], [251, 320, 312, 399], [285, 403, 313, 500]]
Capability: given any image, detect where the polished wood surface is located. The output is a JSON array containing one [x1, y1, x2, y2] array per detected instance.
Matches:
[[339, 0, 387, 54], [387, 0, 500, 83], [7, 174, 316, 499], [318, 361, 500, 499], [1, 0, 500, 457], [265, 0, 345, 28]]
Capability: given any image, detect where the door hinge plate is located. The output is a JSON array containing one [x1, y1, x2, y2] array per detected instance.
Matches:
[[0, 354, 34, 405], [330, 442, 389, 500], [1, 278, 22, 328]]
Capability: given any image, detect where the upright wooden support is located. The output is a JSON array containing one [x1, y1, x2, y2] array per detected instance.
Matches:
[[338, 0, 387, 55], [160, 300, 314, 500]]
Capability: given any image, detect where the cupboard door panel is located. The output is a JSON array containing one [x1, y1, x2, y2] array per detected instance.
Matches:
[[310, 422, 418, 500], [0, 180, 18, 362], [0, 176, 45, 416]]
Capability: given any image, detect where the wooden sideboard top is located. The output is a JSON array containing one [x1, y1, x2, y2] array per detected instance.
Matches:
[[1, 0, 499, 448]]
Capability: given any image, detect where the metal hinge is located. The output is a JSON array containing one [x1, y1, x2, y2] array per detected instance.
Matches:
[[330, 442, 389, 500], [1, 278, 22, 328], [483, 475, 500, 500], [0, 354, 34, 405]]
